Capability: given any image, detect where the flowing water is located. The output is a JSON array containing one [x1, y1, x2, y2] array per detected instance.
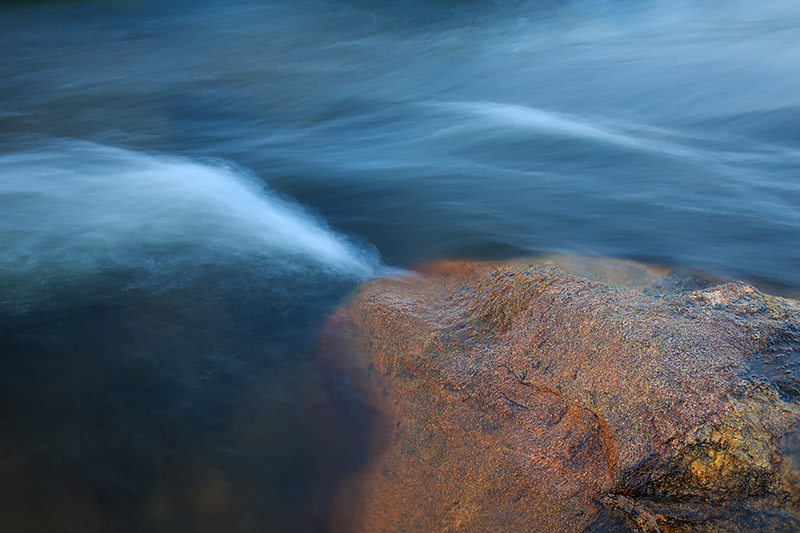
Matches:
[[1, 0, 800, 530]]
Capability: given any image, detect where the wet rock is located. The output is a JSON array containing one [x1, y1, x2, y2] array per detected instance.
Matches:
[[320, 257, 800, 532]]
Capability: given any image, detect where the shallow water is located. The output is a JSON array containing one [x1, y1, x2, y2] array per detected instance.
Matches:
[[1, 0, 800, 530]]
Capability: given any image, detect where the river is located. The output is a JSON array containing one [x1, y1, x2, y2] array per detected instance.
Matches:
[[1, 0, 800, 530]]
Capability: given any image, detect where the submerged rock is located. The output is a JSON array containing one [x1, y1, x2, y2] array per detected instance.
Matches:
[[320, 256, 800, 532]]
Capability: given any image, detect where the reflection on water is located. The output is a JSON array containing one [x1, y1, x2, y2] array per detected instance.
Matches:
[[2, 0, 800, 530]]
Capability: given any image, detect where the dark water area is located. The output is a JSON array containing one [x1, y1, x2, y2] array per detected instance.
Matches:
[[1, 0, 800, 530]]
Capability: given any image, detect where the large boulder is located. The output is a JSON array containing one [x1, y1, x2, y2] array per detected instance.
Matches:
[[319, 256, 800, 532]]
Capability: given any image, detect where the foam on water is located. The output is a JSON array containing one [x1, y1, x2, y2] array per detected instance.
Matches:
[[0, 142, 378, 304]]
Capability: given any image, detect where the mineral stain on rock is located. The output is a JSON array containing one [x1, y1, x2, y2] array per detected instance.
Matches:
[[318, 256, 800, 532]]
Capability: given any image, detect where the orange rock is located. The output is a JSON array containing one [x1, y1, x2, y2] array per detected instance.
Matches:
[[319, 257, 800, 532]]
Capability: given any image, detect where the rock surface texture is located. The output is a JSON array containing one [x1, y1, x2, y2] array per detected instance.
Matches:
[[321, 257, 800, 532]]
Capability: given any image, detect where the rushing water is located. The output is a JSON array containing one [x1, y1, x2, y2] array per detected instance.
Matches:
[[2, 0, 800, 530]]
